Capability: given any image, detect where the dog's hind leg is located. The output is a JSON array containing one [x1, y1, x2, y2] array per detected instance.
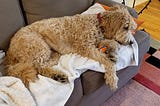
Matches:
[[38, 66, 69, 83], [37, 52, 69, 83], [7, 63, 38, 88]]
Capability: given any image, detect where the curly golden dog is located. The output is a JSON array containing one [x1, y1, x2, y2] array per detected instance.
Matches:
[[5, 6, 136, 89]]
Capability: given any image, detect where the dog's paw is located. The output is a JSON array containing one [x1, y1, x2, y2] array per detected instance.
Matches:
[[52, 73, 69, 84], [108, 48, 118, 62], [104, 72, 118, 91], [108, 41, 119, 63], [108, 53, 118, 63], [98, 40, 119, 61]]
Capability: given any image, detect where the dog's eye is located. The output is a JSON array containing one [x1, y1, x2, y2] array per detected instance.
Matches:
[[124, 23, 129, 30], [124, 27, 129, 30], [124, 26, 129, 30]]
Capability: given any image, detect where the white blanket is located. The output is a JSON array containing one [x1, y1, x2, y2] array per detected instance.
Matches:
[[0, 44, 138, 106], [0, 3, 139, 106]]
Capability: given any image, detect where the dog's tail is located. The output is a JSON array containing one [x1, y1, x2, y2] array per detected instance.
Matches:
[[6, 62, 38, 88]]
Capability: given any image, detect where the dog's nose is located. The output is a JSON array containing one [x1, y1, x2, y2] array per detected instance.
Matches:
[[129, 41, 133, 45]]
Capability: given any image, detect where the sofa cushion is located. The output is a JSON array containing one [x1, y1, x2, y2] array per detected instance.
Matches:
[[65, 78, 83, 106], [0, 0, 25, 50], [134, 30, 150, 58], [81, 71, 104, 95], [21, 0, 94, 24]]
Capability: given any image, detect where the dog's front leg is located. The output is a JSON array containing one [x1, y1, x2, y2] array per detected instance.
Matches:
[[98, 39, 120, 63], [79, 47, 118, 90]]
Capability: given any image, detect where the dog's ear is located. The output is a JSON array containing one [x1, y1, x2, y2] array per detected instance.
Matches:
[[129, 19, 137, 30]]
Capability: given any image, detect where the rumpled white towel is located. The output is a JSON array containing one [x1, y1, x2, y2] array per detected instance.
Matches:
[[0, 50, 5, 65], [0, 53, 105, 106], [0, 3, 139, 106], [29, 54, 106, 106], [0, 50, 5, 77], [0, 48, 138, 106], [0, 77, 36, 106]]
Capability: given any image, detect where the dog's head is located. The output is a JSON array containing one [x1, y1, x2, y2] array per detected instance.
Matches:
[[99, 6, 137, 45]]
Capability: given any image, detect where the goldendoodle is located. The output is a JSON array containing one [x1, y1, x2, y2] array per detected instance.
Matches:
[[5, 6, 136, 89]]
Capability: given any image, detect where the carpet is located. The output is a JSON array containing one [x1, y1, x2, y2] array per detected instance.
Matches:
[[134, 38, 160, 95], [102, 80, 160, 106]]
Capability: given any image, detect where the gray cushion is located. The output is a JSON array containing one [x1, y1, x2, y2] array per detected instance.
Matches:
[[0, 64, 6, 76], [0, 0, 25, 50], [65, 78, 83, 106], [134, 30, 150, 58], [81, 71, 104, 95], [21, 0, 94, 24]]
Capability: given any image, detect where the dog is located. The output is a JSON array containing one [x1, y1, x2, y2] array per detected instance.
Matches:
[[4, 6, 136, 89]]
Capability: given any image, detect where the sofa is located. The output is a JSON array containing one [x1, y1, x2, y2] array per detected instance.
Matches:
[[0, 0, 150, 106]]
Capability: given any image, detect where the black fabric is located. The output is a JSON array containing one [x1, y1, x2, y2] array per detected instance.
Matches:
[[147, 47, 157, 55], [146, 56, 160, 69]]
